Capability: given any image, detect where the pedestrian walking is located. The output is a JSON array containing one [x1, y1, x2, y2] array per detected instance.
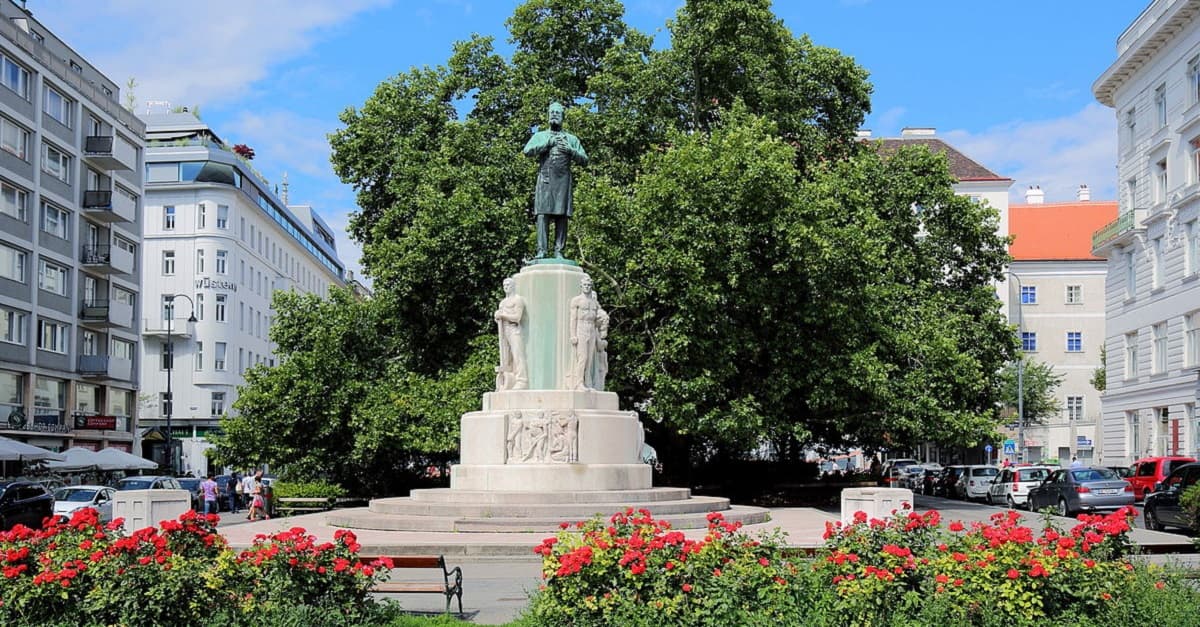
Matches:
[[228, 473, 241, 513], [200, 473, 220, 516]]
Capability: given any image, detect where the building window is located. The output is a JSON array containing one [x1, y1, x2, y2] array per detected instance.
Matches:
[[1153, 237, 1164, 288], [36, 320, 68, 353], [197, 203, 206, 229], [161, 295, 174, 324], [111, 338, 134, 361], [0, 245, 25, 283], [1156, 83, 1167, 128], [160, 392, 170, 416], [1020, 285, 1037, 305], [112, 286, 135, 308], [1187, 310, 1200, 368], [1065, 284, 1082, 304], [216, 250, 228, 274], [33, 377, 65, 423], [195, 341, 203, 371], [1067, 332, 1083, 353], [1, 53, 30, 99], [1153, 322, 1168, 374], [37, 260, 67, 296], [1189, 220, 1200, 276], [211, 392, 225, 417], [1021, 332, 1037, 352], [1155, 159, 1168, 204], [80, 330, 96, 356], [1125, 108, 1136, 149], [215, 294, 227, 322], [40, 202, 69, 240], [160, 342, 171, 370], [1, 116, 29, 160], [42, 85, 73, 127], [163, 206, 175, 230], [1126, 332, 1139, 378], [1, 308, 26, 345], [41, 144, 71, 183], [195, 293, 204, 321], [0, 180, 27, 222], [217, 205, 229, 229], [214, 342, 227, 371], [196, 249, 205, 273], [1126, 248, 1137, 298], [162, 250, 175, 275], [1067, 396, 1084, 422]]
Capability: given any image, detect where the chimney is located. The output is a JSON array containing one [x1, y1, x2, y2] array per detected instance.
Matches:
[[900, 127, 936, 137], [1077, 184, 1090, 202], [1024, 185, 1045, 205]]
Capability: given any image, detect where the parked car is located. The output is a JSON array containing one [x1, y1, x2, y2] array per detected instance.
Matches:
[[897, 465, 927, 491], [934, 466, 968, 498], [985, 466, 1053, 509], [1143, 462, 1200, 532], [1106, 466, 1133, 479], [1127, 457, 1196, 501], [116, 476, 184, 492], [878, 458, 920, 486], [1026, 466, 1135, 516], [53, 486, 116, 523], [0, 480, 54, 531], [176, 478, 204, 511], [955, 465, 1000, 501]]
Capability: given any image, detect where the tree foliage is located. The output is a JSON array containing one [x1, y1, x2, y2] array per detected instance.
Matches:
[[221, 0, 1017, 492], [999, 357, 1065, 427]]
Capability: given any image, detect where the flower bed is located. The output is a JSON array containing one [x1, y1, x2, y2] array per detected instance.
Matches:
[[0, 509, 391, 626], [526, 505, 1200, 627]]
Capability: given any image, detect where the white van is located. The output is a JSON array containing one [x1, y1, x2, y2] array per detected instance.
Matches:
[[986, 466, 1054, 509]]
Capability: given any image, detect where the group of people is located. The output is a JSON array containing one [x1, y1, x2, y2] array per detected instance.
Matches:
[[197, 469, 270, 521]]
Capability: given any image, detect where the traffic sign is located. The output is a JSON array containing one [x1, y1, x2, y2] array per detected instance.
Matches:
[[984, 444, 993, 454], [1003, 439, 1017, 455]]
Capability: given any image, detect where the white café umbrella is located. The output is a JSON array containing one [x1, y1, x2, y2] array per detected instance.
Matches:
[[0, 436, 66, 462], [93, 447, 158, 471], [44, 446, 104, 472]]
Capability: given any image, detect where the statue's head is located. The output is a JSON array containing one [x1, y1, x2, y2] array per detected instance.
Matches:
[[548, 102, 564, 127], [503, 277, 515, 294], [580, 276, 592, 293]]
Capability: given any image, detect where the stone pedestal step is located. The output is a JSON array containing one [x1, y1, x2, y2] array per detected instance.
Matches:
[[368, 495, 730, 518], [327, 504, 772, 533], [408, 486, 692, 504]]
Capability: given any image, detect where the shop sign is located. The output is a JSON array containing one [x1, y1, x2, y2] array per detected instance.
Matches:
[[73, 413, 118, 430], [194, 277, 238, 292]]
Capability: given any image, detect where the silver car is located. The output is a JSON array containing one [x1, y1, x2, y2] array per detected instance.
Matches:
[[53, 486, 116, 523], [1026, 466, 1135, 516]]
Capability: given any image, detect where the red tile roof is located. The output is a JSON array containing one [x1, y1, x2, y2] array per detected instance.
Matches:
[[1009, 201, 1118, 261]]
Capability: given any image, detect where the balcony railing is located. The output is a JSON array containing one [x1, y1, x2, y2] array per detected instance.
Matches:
[[80, 299, 134, 329], [78, 355, 133, 381], [1092, 210, 1146, 250], [83, 135, 136, 171], [81, 245, 134, 276], [81, 185, 135, 223]]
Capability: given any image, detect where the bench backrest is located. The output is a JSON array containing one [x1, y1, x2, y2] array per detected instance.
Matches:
[[359, 555, 444, 569]]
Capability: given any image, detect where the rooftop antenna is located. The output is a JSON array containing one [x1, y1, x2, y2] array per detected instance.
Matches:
[[281, 172, 289, 204]]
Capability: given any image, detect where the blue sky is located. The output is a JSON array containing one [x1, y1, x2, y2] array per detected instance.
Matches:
[[32, 0, 1141, 279]]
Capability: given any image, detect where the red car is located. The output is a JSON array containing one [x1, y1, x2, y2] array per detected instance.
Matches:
[[1127, 456, 1197, 501]]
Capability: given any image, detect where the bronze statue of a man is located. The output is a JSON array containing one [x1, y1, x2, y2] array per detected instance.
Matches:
[[523, 102, 588, 259]]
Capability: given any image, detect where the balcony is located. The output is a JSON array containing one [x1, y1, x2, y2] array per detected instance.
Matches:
[[82, 186, 136, 223], [78, 355, 133, 381], [83, 135, 136, 171], [81, 244, 135, 276], [80, 299, 134, 329], [1091, 208, 1148, 251], [141, 318, 193, 339]]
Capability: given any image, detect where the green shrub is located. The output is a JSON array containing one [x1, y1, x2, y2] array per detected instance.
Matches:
[[272, 480, 348, 499]]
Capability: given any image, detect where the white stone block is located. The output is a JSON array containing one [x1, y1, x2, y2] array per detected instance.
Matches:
[[840, 487, 914, 525], [113, 489, 191, 532]]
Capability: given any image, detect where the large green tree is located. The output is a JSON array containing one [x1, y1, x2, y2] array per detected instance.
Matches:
[[221, 0, 1017, 491], [1000, 357, 1065, 427]]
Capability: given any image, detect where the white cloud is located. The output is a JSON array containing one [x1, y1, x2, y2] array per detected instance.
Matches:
[[942, 103, 1118, 204], [33, 0, 391, 108]]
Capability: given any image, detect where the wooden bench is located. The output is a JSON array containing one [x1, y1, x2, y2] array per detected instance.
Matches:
[[275, 497, 336, 516], [358, 555, 463, 614]]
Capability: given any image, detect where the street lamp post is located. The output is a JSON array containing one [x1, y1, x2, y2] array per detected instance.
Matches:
[[164, 294, 197, 475], [1005, 271, 1026, 464]]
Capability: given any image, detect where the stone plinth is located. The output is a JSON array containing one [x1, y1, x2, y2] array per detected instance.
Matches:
[[514, 263, 586, 390], [840, 487, 913, 524]]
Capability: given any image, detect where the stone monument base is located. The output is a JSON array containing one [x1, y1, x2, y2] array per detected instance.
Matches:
[[327, 486, 771, 532]]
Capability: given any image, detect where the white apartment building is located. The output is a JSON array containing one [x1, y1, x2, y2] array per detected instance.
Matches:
[[1009, 190, 1115, 464], [138, 113, 345, 475], [1093, 0, 1200, 465], [0, 1, 145, 455]]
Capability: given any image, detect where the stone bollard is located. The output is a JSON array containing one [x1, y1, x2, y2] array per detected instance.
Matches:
[[840, 487, 913, 525], [112, 489, 191, 533]]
